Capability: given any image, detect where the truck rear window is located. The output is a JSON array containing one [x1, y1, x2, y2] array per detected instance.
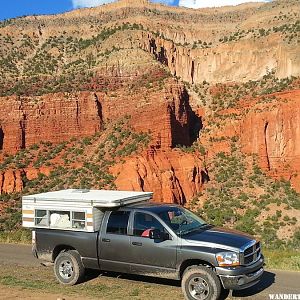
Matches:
[[106, 211, 130, 235]]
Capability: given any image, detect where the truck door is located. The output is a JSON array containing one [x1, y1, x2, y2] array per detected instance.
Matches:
[[98, 210, 132, 273], [130, 211, 178, 279]]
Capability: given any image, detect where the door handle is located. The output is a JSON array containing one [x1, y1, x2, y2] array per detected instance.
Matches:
[[102, 238, 110, 242], [132, 242, 142, 246]]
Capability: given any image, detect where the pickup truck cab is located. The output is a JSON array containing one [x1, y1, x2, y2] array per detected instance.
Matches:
[[23, 189, 264, 300]]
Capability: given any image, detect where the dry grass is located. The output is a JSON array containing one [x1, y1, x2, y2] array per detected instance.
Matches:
[[0, 263, 183, 300]]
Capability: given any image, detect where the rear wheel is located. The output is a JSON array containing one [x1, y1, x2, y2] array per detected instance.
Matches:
[[54, 250, 85, 285], [182, 265, 222, 300]]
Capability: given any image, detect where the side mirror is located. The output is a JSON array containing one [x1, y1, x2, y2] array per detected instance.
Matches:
[[149, 229, 171, 240], [149, 229, 162, 240], [164, 232, 171, 240]]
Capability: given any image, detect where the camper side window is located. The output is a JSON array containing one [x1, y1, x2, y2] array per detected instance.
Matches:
[[72, 212, 86, 229], [35, 210, 48, 226], [50, 211, 71, 228], [34, 209, 86, 230]]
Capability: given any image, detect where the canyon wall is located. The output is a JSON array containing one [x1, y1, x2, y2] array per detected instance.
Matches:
[[240, 90, 300, 190], [139, 32, 300, 84], [0, 92, 103, 153], [111, 149, 205, 204], [1, 0, 299, 204], [0, 81, 206, 203], [0, 82, 198, 154], [204, 89, 300, 191]]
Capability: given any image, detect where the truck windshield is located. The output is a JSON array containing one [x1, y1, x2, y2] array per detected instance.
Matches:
[[158, 207, 207, 236]]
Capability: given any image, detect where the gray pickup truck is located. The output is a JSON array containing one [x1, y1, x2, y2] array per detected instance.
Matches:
[[32, 202, 264, 300]]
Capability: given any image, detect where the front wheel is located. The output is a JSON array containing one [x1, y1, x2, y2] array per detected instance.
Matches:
[[182, 265, 222, 300], [54, 250, 85, 285]]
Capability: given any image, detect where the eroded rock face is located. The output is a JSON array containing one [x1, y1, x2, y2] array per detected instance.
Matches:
[[129, 85, 200, 149], [0, 0, 299, 202], [0, 82, 198, 154], [138, 32, 300, 84], [204, 89, 300, 191], [0, 169, 23, 194], [111, 149, 205, 204], [0, 93, 103, 153], [0, 80, 205, 201], [240, 90, 300, 189]]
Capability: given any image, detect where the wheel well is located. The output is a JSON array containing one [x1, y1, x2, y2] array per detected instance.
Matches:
[[52, 245, 76, 261], [179, 259, 213, 279]]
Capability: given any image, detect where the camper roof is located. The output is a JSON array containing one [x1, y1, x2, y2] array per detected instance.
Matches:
[[22, 189, 153, 207]]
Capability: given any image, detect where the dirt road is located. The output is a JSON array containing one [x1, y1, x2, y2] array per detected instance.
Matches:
[[0, 243, 299, 299]]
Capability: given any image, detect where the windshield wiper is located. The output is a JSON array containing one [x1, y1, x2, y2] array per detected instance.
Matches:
[[179, 223, 208, 236]]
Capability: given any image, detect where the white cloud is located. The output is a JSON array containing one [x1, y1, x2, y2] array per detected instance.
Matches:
[[178, 0, 270, 9], [72, 0, 116, 8]]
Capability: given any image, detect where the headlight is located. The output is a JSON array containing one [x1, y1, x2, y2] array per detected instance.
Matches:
[[216, 251, 240, 266]]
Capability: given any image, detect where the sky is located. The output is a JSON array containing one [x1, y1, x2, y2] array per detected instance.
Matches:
[[0, 0, 272, 21]]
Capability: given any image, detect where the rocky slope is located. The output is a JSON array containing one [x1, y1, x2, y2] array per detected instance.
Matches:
[[0, 0, 299, 88], [111, 149, 205, 204], [0, 0, 300, 246]]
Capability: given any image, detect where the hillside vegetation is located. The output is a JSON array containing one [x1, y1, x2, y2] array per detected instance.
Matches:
[[0, 0, 299, 267]]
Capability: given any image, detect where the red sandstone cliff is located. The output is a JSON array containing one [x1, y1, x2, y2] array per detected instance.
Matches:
[[0, 0, 299, 204], [111, 149, 204, 204], [240, 90, 300, 190], [202, 89, 300, 191], [0, 80, 206, 203], [0, 81, 196, 154], [0, 92, 103, 153]]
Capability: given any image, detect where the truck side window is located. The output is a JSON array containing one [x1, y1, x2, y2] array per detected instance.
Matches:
[[133, 212, 164, 237], [106, 211, 130, 235]]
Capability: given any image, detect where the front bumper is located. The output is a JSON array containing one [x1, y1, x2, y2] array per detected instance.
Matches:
[[216, 255, 264, 290]]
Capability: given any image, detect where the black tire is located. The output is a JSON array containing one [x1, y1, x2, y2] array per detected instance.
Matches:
[[54, 250, 85, 285], [182, 265, 222, 300]]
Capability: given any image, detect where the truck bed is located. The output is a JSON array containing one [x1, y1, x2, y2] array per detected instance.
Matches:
[[34, 228, 100, 269]]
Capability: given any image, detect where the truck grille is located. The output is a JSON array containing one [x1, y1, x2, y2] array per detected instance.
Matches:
[[242, 241, 261, 265]]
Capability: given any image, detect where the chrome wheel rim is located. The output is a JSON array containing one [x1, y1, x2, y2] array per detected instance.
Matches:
[[59, 260, 74, 280], [188, 276, 210, 300]]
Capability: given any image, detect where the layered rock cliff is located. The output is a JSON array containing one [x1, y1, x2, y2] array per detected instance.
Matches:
[[200, 89, 300, 191], [0, 93, 103, 153], [0, 0, 299, 205], [111, 149, 205, 204], [0, 79, 198, 154], [139, 32, 300, 83], [240, 90, 300, 190], [0, 0, 299, 90]]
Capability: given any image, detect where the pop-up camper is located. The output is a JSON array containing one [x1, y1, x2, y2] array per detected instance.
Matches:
[[22, 189, 153, 232]]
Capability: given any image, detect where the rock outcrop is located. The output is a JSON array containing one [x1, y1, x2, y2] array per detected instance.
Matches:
[[0, 92, 103, 153], [139, 32, 300, 84], [0, 0, 299, 203], [203, 89, 300, 191], [111, 149, 205, 204], [0, 169, 23, 194], [240, 90, 300, 190], [0, 82, 199, 154]]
